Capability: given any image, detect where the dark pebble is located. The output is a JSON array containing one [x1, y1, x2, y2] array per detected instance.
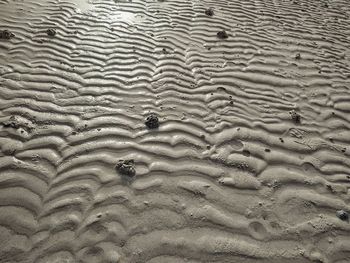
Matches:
[[116, 159, 136, 177], [0, 29, 14, 40], [295, 53, 301, 59], [145, 113, 159, 129], [217, 30, 228, 39], [205, 8, 214, 16], [47, 28, 56, 37], [336, 210, 349, 221]]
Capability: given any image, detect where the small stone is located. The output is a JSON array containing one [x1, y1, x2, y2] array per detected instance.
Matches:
[[336, 210, 349, 221], [217, 30, 228, 39], [145, 113, 159, 129], [0, 29, 14, 40], [47, 28, 56, 37], [116, 159, 136, 177], [295, 53, 301, 59], [205, 8, 214, 16]]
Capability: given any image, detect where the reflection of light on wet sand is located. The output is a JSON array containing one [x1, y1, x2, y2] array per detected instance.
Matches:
[[109, 11, 145, 24], [71, 0, 146, 25], [72, 0, 94, 13]]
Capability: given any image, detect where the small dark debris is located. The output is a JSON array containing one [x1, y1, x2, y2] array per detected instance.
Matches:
[[145, 113, 159, 129], [0, 29, 14, 40], [47, 28, 56, 37], [205, 8, 214, 16], [326, 184, 334, 192], [290, 110, 301, 124], [217, 30, 228, 39], [295, 53, 301, 59], [264, 148, 271, 152], [279, 138, 284, 143], [324, 3, 329, 8], [116, 159, 136, 177], [341, 148, 346, 153], [336, 210, 349, 221]]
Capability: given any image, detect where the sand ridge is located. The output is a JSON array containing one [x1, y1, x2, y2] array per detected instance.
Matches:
[[0, 0, 350, 262]]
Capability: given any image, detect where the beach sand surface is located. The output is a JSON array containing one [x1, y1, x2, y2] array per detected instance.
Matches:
[[0, 0, 350, 262]]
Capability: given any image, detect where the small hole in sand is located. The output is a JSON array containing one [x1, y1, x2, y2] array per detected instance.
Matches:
[[242, 150, 251, 157]]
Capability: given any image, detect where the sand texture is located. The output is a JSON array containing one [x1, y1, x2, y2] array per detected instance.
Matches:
[[1, 0, 350, 262]]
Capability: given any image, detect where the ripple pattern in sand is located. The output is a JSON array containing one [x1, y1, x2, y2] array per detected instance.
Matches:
[[1, 0, 350, 262]]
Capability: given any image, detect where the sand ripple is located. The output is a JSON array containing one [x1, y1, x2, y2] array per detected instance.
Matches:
[[1, 0, 350, 262]]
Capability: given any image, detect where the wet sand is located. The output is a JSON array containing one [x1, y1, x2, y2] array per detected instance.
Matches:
[[0, 0, 350, 262]]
